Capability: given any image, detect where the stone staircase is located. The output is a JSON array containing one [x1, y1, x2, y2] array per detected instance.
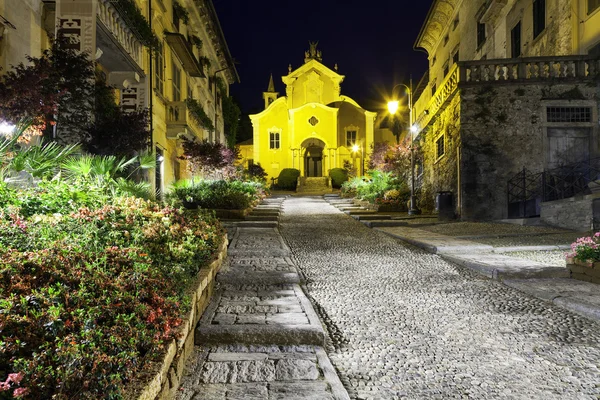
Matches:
[[296, 177, 331, 194]]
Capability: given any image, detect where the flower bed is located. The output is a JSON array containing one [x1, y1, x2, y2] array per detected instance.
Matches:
[[566, 233, 600, 284], [0, 194, 224, 399]]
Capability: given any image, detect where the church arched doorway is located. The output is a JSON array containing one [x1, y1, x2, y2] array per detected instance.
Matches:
[[301, 138, 325, 177]]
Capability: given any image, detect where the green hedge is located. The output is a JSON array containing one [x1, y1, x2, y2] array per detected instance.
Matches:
[[277, 168, 300, 190], [329, 168, 348, 188]]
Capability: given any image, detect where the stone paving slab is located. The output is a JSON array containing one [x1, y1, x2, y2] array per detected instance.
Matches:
[[226, 221, 278, 229], [350, 214, 392, 220], [440, 253, 570, 280], [376, 226, 495, 253], [228, 227, 291, 257], [362, 220, 408, 228], [244, 215, 279, 222], [178, 346, 349, 400], [504, 278, 600, 320], [343, 209, 377, 215], [197, 282, 325, 345]]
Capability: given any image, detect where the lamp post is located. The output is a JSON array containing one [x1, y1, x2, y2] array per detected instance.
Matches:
[[352, 143, 364, 177], [388, 79, 421, 215]]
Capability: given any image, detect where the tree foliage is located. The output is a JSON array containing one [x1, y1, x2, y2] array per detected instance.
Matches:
[[85, 77, 150, 158], [222, 95, 241, 149], [179, 138, 240, 179], [0, 38, 94, 144]]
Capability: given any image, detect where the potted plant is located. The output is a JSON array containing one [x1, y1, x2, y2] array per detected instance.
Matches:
[[566, 233, 600, 283]]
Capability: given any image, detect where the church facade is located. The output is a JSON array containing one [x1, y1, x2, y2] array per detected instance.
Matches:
[[245, 44, 377, 182]]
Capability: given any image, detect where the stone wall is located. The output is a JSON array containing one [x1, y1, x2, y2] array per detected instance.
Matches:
[[458, 81, 599, 220], [540, 194, 600, 232], [418, 94, 461, 215]]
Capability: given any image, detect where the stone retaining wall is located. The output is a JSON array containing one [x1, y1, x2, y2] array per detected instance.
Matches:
[[127, 234, 228, 400], [540, 194, 600, 232], [566, 258, 600, 284]]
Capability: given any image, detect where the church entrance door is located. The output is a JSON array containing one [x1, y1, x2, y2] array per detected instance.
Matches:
[[305, 146, 323, 177]]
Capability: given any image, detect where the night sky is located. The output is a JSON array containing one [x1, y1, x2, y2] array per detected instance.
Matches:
[[212, 1, 433, 115]]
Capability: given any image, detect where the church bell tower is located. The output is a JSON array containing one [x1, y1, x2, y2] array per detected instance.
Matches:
[[263, 73, 278, 109]]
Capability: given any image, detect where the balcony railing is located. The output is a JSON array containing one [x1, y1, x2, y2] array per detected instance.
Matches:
[[166, 101, 204, 140], [414, 63, 460, 132], [414, 55, 600, 132], [97, 0, 144, 70]]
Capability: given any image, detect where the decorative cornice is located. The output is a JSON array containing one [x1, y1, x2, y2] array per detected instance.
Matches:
[[414, 0, 459, 55]]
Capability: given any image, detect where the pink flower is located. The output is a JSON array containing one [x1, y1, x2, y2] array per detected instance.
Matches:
[[7, 373, 23, 384], [13, 387, 29, 397], [0, 382, 10, 391]]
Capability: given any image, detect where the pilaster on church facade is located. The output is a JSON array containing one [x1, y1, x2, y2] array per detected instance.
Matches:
[[245, 43, 377, 182]]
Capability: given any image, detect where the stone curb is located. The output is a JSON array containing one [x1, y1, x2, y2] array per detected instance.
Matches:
[[492, 245, 571, 253], [128, 234, 228, 400], [315, 348, 351, 400], [440, 254, 570, 280], [503, 279, 600, 322]]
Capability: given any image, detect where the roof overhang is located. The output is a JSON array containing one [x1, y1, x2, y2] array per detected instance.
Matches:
[[165, 32, 205, 78], [203, 0, 240, 83]]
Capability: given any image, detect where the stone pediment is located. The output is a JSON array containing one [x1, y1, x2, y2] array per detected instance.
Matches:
[[282, 59, 345, 87]]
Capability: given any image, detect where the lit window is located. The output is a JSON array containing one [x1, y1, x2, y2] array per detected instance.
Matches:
[[533, 0, 546, 39], [436, 135, 445, 159], [269, 132, 280, 149], [346, 130, 357, 147]]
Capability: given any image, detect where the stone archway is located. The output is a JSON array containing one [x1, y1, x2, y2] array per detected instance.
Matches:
[[301, 138, 326, 177]]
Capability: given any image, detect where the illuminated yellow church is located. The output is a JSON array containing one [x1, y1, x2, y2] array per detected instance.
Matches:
[[245, 43, 377, 183]]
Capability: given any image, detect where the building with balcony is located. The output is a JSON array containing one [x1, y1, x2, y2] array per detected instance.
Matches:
[[0, 0, 238, 195], [244, 43, 377, 183], [412, 0, 600, 221]]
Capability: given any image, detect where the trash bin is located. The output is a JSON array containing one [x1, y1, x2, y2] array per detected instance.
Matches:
[[436, 191, 455, 220]]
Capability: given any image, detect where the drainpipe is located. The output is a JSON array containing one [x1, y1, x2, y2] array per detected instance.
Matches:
[[148, 0, 153, 151]]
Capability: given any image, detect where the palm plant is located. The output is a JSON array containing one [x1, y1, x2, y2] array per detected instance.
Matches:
[[61, 151, 155, 199]]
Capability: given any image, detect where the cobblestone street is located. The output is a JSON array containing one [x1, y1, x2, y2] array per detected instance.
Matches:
[[280, 197, 600, 400]]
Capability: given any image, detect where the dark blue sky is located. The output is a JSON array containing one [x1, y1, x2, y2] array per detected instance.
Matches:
[[213, 1, 433, 114]]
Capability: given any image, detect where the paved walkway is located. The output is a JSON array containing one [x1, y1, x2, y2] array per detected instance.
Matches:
[[178, 197, 349, 400], [280, 196, 600, 399]]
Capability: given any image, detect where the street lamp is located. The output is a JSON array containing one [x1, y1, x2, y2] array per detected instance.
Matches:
[[0, 121, 16, 137], [387, 80, 421, 215]]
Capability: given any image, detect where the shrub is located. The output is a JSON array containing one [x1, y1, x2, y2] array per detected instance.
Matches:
[[244, 163, 267, 184], [0, 196, 223, 399], [167, 179, 266, 210], [277, 168, 300, 190], [329, 168, 348, 188]]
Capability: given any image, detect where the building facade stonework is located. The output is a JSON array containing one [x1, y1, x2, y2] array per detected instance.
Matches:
[[413, 0, 600, 220], [0, 0, 238, 193]]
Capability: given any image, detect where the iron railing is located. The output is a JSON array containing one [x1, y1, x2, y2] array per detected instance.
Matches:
[[507, 157, 600, 218]]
